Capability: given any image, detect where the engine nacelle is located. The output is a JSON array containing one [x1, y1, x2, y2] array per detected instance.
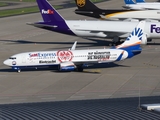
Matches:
[[141, 33, 147, 45], [147, 38, 152, 42], [59, 62, 76, 71]]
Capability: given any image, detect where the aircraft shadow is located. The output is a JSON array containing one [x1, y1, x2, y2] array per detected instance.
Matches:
[[0, 63, 129, 73], [0, 67, 58, 73], [0, 38, 113, 48], [147, 42, 160, 45]]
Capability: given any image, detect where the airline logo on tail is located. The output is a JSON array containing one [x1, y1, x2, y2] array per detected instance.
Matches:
[[42, 9, 54, 14], [77, 0, 86, 7], [126, 27, 143, 41], [116, 21, 145, 49]]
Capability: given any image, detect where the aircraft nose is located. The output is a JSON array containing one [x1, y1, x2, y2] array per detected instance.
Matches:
[[3, 59, 11, 66]]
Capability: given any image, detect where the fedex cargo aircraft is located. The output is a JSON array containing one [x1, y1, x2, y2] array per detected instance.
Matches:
[[27, 0, 160, 43], [4, 21, 146, 72]]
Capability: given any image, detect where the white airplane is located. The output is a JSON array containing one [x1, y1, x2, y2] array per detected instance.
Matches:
[[136, 0, 159, 4], [27, 0, 160, 44], [75, 0, 160, 21], [123, 0, 160, 10], [3, 21, 146, 72]]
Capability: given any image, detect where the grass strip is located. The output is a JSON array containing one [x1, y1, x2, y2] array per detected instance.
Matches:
[[0, 2, 8, 7], [0, 5, 63, 17], [0, 0, 36, 2], [71, 0, 105, 3]]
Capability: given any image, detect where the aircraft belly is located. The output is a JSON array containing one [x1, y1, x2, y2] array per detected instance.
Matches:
[[66, 21, 160, 39], [111, 11, 160, 20]]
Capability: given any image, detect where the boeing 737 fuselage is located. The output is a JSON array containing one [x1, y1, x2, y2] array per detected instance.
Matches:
[[4, 21, 146, 72]]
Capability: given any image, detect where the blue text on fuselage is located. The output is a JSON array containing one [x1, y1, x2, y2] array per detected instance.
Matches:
[[151, 24, 160, 33], [29, 53, 56, 58]]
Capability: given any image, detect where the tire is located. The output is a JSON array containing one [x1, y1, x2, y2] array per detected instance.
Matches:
[[77, 66, 83, 72]]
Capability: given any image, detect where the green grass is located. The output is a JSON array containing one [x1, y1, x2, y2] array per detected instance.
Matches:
[[0, 0, 105, 17], [0, 0, 36, 2], [0, 5, 63, 17], [71, 0, 105, 4], [0, 2, 8, 7]]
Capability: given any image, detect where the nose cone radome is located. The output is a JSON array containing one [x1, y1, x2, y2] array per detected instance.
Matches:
[[3, 59, 11, 66]]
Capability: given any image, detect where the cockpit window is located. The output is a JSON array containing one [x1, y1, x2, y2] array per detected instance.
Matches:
[[9, 57, 16, 60]]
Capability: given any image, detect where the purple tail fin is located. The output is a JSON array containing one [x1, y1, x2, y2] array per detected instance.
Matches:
[[36, 0, 65, 22]]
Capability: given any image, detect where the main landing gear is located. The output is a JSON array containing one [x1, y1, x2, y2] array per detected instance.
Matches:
[[76, 65, 84, 72], [109, 36, 121, 46]]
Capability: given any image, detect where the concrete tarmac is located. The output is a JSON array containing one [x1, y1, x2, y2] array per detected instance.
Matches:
[[0, 0, 160, 104]]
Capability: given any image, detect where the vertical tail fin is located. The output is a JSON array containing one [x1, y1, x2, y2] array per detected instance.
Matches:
[[116, 21, 146, 49], [75, 0, 99, 10], [135, 0, 145, 3], [124, 0, 136, 4], [36, 0, 65, 22]]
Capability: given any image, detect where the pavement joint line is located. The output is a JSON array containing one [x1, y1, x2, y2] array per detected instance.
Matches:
[[67, 73, 102, 100], [153, 92, 160, 95], [126, 93, 139, 96], [41, 97, 56, 100], [99, 95, 111, 97], [70, 96, 85, 98], [12, 98, 27, 102], [111, 74, 137, 98]]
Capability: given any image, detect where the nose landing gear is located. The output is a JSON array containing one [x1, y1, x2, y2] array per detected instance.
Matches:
[[17, 69, 21, 73], [12, 66, 21, 73]]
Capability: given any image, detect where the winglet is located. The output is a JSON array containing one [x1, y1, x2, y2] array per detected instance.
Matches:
[[70, 41, 77, 50]]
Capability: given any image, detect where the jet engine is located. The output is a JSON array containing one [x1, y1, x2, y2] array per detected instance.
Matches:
[[59, 62, 76, 71], [141, 33, 147, 45]]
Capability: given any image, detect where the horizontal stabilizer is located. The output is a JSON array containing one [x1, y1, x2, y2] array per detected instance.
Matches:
[[132, 50, 142, 52], [27, 22, 58, 28], [75, 10, 94, 14]]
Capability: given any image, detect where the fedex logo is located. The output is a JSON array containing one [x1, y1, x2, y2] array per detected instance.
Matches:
[[41, 9, 54, 14], [151, 24, 160, 33]]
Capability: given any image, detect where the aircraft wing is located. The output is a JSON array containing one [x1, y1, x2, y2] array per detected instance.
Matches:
[[76, 28, 129, 38], [76, 28, 127, 33]]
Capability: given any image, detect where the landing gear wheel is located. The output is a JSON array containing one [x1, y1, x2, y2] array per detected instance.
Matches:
[[17, 69, 21, 73], [109, 42, 117, 46], [77, 66, 83, 72], [110, 36, 121, 46]]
